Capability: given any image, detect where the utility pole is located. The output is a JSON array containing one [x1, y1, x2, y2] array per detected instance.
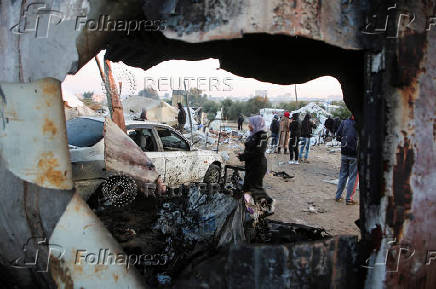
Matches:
[[95, 56, 126, 133], [183, 81, 194, 144], [294, 84, 298, 106]]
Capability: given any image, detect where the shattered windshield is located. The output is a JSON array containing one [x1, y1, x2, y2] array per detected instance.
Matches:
[[66, 118, 104, 147]]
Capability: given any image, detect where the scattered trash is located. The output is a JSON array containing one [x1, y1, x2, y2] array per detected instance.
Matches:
[[271, 171, 294, 180], [303, 202, 327, 214], [328, 148, 341, 153], [157, 273, 172, 286], [323, 179, 339, 185]]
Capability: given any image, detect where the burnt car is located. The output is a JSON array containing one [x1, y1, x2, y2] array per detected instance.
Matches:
[[67, 117, 223, 199]]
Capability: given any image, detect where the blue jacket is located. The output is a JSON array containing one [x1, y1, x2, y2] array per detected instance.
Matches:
[[336, 118, 358, 157]]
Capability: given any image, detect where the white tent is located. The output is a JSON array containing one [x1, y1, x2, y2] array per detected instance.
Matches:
[[123, 96, 178, 125]]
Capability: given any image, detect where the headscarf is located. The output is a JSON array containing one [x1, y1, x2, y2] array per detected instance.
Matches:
[[249, 115, 266, 136]]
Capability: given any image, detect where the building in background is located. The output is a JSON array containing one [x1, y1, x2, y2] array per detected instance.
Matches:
[[172, 90, 186, 106]]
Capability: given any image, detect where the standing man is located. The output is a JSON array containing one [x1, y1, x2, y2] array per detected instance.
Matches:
[[324, 116, 334, 136], [288, 113, 301, 164], [270, 114, 280, 153], [139, 108, 147, 121], [177, 102, 186, 132], [278, 111, 291, 154], [335, 115, 358, 205], [238, 114, 244, 131], [299, 114, 316, 162]]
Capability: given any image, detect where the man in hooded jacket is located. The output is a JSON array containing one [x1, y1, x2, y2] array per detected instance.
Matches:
[[288, 113, 301, 164]]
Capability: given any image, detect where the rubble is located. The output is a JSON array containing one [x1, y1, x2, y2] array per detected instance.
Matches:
[[290, 102, 333, 146], [89, 172, 331, 288], [271, 171, 294, 180], [63, 89, 98, 120]]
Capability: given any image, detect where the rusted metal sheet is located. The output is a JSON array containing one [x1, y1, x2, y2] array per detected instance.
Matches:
[[360, 2, 436, 289], [49, 193, 148, 289], [0, 78, 72, 189]]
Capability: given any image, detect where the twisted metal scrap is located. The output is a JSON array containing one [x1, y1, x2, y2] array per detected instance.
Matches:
[[102, 175, 138, 207]]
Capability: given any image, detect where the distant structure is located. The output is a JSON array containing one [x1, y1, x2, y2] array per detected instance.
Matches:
[[172, 90, 186, 106], [255, 90, 268, 99]]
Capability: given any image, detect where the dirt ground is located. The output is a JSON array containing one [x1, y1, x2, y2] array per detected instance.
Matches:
[[221, 140, 360, 237]]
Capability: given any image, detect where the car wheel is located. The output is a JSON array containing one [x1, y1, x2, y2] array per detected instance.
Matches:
[[203, 164, 221, 184]]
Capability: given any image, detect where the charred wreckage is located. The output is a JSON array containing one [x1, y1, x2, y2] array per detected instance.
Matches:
[[0, 0, 435, 289]]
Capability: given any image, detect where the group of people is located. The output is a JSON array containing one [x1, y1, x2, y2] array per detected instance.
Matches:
[[238, 112, 358, 207], [269, 112, 316, 164]]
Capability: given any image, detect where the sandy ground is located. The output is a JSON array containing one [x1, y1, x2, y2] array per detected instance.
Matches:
[[221, 139, 360, 237]]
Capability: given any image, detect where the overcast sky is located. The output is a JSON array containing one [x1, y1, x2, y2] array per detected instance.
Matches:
[[62, 51, 343, 100]]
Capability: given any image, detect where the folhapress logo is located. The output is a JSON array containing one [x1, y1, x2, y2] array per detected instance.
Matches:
[[10, 2, 64, 38]]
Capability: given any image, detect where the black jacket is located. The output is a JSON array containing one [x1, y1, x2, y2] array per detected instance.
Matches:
[[324, 117, 334, 132], [270, 119, 280, 134], [289, 119, 301, 138], [336, 118, 358, 157], [178, 108, 186, 125], [301, 118, 316, 138], [239, 131, 268, 192], [238, 116, 244, 125]]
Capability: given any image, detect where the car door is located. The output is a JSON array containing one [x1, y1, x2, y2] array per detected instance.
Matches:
[[154, 126, 195, 186], [127, 127, 166, 179]]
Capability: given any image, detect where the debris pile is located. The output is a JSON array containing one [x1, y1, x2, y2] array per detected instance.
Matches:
[[89, 178, 331, 288], [63, 89, 98, 120], [290, 102, 332, 145]]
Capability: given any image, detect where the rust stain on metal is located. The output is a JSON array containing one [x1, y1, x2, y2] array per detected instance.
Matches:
[[42, 82, 58, 106], [36, 152, 67, 188], [94, 264, 108, 273], [43, 118, 57, 137], [386, 138, 415, 241], [50, 255, 74, 289]]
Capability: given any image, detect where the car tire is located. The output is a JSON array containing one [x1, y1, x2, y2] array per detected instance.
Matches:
[[203, 164, 221, 184]]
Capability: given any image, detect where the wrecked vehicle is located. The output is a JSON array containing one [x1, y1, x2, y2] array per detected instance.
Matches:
[[67, 117, 224, 199]]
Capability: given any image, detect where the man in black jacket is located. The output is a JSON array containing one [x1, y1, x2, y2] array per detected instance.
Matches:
[[288, 113, 301, 164], [270, 114, 280, 153], [335, 116, 358, 205], [299, 114, 316, 162], [177, 102, 186, 132], [237, 114, 244, 131]]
